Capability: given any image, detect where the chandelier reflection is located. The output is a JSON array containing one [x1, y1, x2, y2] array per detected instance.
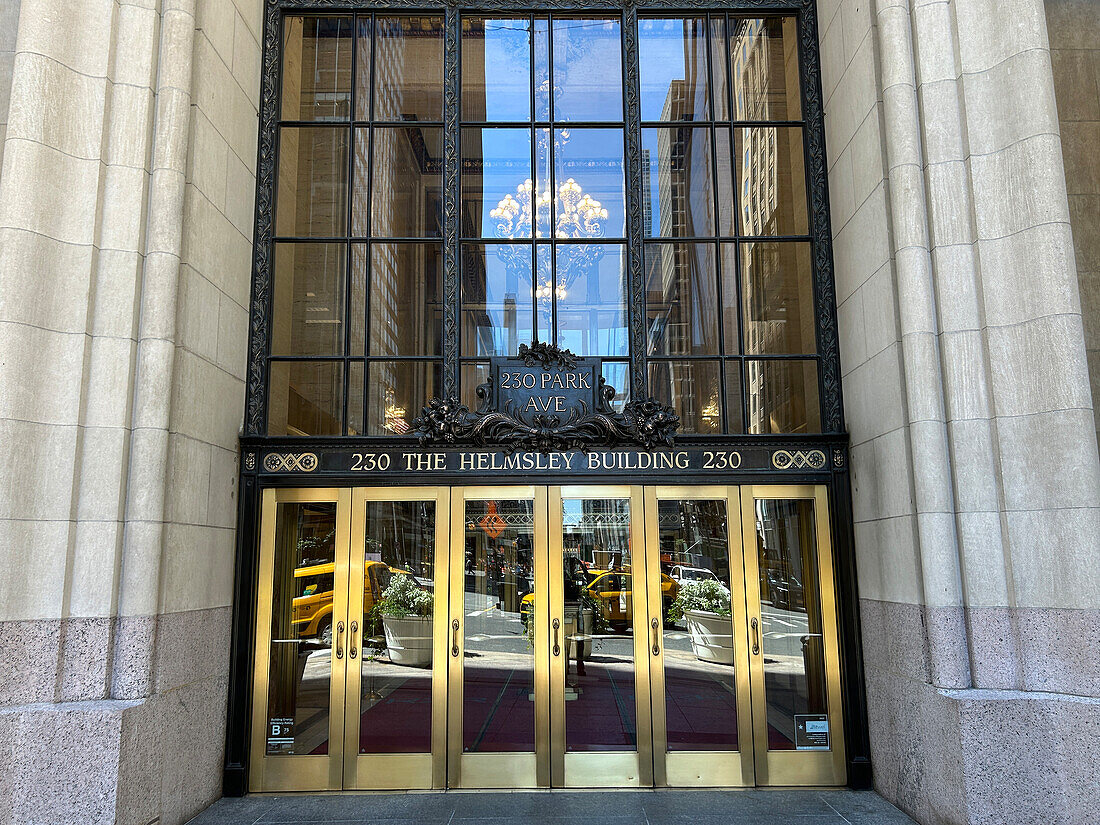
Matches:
[[490, 170, 608, 300]]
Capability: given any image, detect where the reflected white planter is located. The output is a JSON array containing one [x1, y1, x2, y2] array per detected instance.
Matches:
[[382, 615, 433, 667], [684, 609, 735, 665]]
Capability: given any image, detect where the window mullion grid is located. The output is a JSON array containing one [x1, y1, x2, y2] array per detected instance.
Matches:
[[443, 6, 461, 399], [622, 4, 645, 401], [344, 15, 360, 435], [530, 14, 539, 351], [723, 13, 750, 436], [701, 12, 730, 433], [547, 14, 558, 348]]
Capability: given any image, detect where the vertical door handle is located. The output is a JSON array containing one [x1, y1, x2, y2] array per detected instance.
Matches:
[[651, 617, 660, 656], [349, 620, 358, 660], [451, 619, 461, 657], [751, 617, 760, 656], [335, 620, 345, 659], [552, 618, 561, 656]]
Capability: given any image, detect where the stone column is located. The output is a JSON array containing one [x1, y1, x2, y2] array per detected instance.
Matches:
[[0, 1, 261, 823], [822, 0, 1100, 821]]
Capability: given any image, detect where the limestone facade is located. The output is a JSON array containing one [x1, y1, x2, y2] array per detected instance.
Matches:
[[821, 0, 1100, 821], [0, 1, 259, 823], [0, 1, 1096, 825]]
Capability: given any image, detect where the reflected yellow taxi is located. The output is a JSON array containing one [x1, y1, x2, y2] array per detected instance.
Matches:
[[519, 569, 679, 632], [292, 560, 394, 643]]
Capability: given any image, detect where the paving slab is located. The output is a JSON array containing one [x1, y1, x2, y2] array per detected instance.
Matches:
[[186, 790, 918, 825]]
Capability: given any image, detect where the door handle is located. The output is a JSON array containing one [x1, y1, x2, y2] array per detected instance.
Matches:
[[552, 618, 561, 657], [451, 619, 460, 658], [335, 620, 345, 659], [349, 620, 358, 660], [751, 617, 760, 656], [651, 617, 660, 656]]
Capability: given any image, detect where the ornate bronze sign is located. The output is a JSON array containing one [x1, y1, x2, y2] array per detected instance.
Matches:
[[413, 343, 679, 452]]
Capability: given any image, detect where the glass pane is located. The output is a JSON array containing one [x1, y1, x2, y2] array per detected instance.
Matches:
[[367, 361, 440, 436], [739, 242, 815, 354], [350, 243, 443, 356], [744, 359, 821, 434], [536, 244, 553, 342], [355, 18, 371, 118], [266, 502, 337, 756], [730, 17, 802, 122], [644, 242, 720, 357], [555, 243, 627, 357], [462, 243, 535, 357], [554, 128, 625, 239], [463, 127, 533, 239], [641, 127, 715, 238], [277, 127, 349, 237], [272, 243, 346, 357], [709, 17, 730, 121], [660, 499, 737, 751], [365, 126, 443, 238], [716, 128, 735, 235], [281, 17, 352, 121], [371, 16, 444, 122], [268, 361, 344, 436], [461, 362, 490, 411], [359, 501, 437, 754], [735, 126, 808, 236], [753, 499, 828, 751], [638, 17, 712, 122], [724, 360, 744, 433], [462, 18, 532, 122], [552, 18, 623, 122], [533, 17, 551, 121], [602, 362, 630, 412], [463, 500, 536, 753], [348, 361, 364, 435], [562, 497, 636, 752], [719, 244, 739, 355], [648, 360, 722, 434]]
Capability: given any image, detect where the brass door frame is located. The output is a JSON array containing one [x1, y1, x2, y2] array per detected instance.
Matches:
[[250, 487, 353, 792], [447, 486, 550, 788], [643, 486, 755, 788], [248, 483, 847, 792], [344, 487, 451, 790], [549, 485, 652, 788], [741, 484, 846, 786]]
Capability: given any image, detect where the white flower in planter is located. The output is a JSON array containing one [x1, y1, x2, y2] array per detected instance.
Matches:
[[669, 579, 735, 665], [378, 573, 433, 667]]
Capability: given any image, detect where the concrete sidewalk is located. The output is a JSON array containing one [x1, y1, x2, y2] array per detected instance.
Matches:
[[187, 789, 918, 825]]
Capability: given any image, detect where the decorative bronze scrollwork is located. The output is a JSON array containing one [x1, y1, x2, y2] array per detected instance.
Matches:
[[412, 384, 680, 453]]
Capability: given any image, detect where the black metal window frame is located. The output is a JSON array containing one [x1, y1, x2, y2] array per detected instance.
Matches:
[[245, 0, 844, 443]]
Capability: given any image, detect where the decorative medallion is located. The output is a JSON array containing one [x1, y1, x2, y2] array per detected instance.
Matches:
[[413, 343, 679, 453], [833, 448, 846, 469], [244, 452, 257, 472], [262, 452, 319, 473], [771, 449, 828, 470]]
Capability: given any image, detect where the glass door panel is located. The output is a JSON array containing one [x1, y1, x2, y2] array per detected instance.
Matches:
[[345, 488, 450, 789], [250, 489, 352, 792], [644, 487, 754, 787], [448, 487, 549, 788], [550, 486, 651, 788], [741, 486, 845, 785]]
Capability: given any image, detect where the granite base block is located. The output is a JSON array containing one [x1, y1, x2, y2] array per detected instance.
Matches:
[[862, 600, 1100, 825], [0, 619, 61, 705]]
